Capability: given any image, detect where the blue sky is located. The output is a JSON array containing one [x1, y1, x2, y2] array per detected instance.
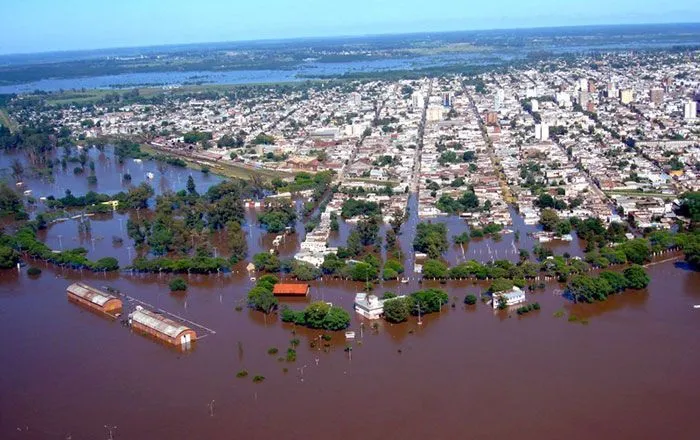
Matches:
[[2, 0, 700, 54]]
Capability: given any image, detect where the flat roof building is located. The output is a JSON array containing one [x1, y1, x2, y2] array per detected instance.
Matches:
[[272, 283, 310, 297], [492, 287, 526, 310], [67, 282, 122, 316], [354, 293, 384, 319], [128, 306, 196, 346]]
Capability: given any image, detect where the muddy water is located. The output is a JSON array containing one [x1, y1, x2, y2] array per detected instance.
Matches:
[[0, 146, 222, 198], [2, 153, 700, 439], [1, 260, 699, 440]]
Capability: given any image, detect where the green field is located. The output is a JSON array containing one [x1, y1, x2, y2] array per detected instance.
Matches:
[[346, 178, 400, 187], [41, 81, 330, 106], [605, 190, 677, 199], [139, 144, 288, 181], [0, 108, 17, 132]]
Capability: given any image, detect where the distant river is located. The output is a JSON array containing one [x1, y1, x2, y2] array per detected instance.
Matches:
[[1, 31, 699, 94], [0, 54, 497, 94]]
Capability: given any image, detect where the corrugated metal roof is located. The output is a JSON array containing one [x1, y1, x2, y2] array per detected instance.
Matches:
[[130, 307, 191, 339], [273, 283, 309, 295], [67, 282, 117, 307]]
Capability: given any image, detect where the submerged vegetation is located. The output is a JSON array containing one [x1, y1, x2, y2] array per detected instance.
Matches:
[[280, 301, 351, 331]]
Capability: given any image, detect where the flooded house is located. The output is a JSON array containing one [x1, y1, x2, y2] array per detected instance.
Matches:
[[354, 293, 385, 319], [272, 283, 310, 297], [67, 282, 123, 316], [128, 306, 197, 346], [492, 286, 526, 310]]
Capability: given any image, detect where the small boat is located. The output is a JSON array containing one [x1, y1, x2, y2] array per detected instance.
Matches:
[[694, 305, 700, 309], [344, 331, 356, 339], [146, 172, 155, 179], [400, 278, 409, 284]]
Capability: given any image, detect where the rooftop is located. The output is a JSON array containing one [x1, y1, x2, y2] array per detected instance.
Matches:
[[272, 283, 310, 296]]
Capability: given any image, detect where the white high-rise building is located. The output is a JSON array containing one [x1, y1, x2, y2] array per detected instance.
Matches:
[[531, 99, 539, 112], [349, 92, 361, 107], [494, 89, 505, 111], [578, 78, 588, 92], [426, 105, 443, 122], [684, 101, 698, 121], [620, 89, 634, 105], [411, 92, 424, 110], [555, 92, 571, 107], [578, 91, 590, 108], [535, 123, 549, 141]]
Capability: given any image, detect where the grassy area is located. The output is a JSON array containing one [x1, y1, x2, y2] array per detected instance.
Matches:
[[41, 81, 329, 106], [346, 178, 400, 187], [139, 144, 287, 181], [0, 108, 17, 132], [605, 190, 677, 199]]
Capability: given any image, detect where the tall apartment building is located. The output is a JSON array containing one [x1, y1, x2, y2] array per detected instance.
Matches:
[[684, 101, 698, 121], [620, 89, 634, 105], [649, 88, 664, 105]]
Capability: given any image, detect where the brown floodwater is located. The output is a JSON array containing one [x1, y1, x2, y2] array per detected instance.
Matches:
[[1, 260, 699, 440], [0, 145, 223, 199], [2, 152, 700, 439]]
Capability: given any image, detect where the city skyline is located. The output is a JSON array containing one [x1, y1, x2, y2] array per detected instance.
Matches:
[[2, 0, 700, 54]]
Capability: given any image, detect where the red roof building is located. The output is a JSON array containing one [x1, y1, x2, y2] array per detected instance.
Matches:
[[273, 283, 310, 297]]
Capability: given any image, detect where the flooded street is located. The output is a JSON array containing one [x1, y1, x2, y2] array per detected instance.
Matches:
[[1, 151, 699, 440]]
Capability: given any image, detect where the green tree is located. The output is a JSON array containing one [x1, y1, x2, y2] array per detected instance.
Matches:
[[350, 262, 378, 281], [414, 222, 449, 258], [383, 267, 399, 280], [410, 289, 449, 314], [92, 257, 119, 272], [618, 239, 651, 265], [291, 260, 321, 281], [321, 253, 345, 275], [422, 259, 448, 279], [247, 280, 278, 314], [383, 297, 411, 323], [322, 306, 351, 331], [304, 301, 331, 328], [347, 230, 363, 256], [0, 245, 19, 268], [186, 175, 197, 195], [252, 252, 280, 272], [540, 208, 560, 232], [227, 221, 247, 263], [623, 265, 650, 289], [599, 271, 629, 292], [356, 217, 380, 246], [488, 278, 514, 293]]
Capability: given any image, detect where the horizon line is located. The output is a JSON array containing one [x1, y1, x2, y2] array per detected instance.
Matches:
[[2, 20, 700, 58]]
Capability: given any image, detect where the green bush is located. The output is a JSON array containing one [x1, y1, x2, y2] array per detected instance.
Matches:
[[169, 278, 188, 291], [286, 348, 297, 362]]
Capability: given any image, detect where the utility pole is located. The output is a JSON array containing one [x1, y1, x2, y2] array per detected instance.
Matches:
[[208, 400, 215, 417], [104, 425, 117, 440]]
